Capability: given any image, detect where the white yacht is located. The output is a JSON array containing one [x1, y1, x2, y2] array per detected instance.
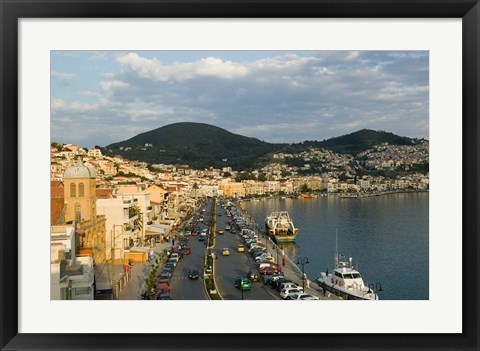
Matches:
[[316, 235, 381, 300]]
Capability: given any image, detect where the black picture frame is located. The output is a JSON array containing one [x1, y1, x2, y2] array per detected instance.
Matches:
[[1, 1, 478, 350]]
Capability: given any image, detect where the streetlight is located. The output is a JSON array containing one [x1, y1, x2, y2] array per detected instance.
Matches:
[[296, 256, 309, 291], [367, 283, 383, 300]]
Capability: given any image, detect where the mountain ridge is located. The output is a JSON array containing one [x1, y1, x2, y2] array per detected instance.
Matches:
[[102, 122, 420, 170]]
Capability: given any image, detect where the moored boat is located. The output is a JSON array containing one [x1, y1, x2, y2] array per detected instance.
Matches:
[[264, 211, 299, 243], [316, 234, 381, 300]]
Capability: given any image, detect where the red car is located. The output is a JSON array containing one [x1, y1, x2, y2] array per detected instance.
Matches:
[[181, 247, 191, 255], [170, 245, 182, 253], [156, 281, 170, 298], [192, 230, 199, 236], [259, 265, 282, 275]]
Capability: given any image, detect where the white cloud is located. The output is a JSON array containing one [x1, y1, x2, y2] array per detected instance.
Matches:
[[116, 53, 248, 81], [51, 98, 65, 110], [51, 71, 75, 81], [100, 80, 129, 91], [70, 101, 100, 112]]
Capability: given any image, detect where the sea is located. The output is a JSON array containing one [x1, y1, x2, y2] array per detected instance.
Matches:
[[241, 192, 429, 300]]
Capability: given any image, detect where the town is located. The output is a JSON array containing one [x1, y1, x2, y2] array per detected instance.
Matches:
[[50, 140, 428, 300]]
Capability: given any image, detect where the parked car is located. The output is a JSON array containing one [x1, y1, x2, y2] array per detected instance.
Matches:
[[271, 277, 291, 290], [280, 288, 303, 299], [167, 258, 178, 267], [259, 266, 281, 275], [225, 226, 231, 231], [164, 263, 175, 271], [290, 293, 319, 300], [234, 277, 252, 291], [159, 268, 173, 280], [188, 269, 200, 279], [156, 281, 170, 298], [170, 253, 180, 261], [198, 236, 206, 242], [181, 247, 191, 255], [278, 282, 303, 292]]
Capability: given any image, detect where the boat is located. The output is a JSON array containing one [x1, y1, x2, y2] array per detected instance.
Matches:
[[264, 211, 299, 243], [301, 193, 313, 199], [316, 234, 380, 300]]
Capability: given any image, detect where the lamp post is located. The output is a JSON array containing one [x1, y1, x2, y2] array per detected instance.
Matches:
[[367, 282, 383, 300], [296, 256, 309, 291]]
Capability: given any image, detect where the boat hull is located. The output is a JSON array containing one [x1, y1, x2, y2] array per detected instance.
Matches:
[[270, 233, 298, 243], [317, 279, 378, 300]]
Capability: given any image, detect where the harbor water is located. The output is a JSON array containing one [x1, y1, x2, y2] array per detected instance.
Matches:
[[242, 192, 429, 300]]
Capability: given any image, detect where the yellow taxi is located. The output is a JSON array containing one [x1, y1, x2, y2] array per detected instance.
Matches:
[[222, 248, 230, 256], [237, 244, 245, 253]]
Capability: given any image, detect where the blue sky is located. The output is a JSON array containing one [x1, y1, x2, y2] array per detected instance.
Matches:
[[51, 50, 429, 148]]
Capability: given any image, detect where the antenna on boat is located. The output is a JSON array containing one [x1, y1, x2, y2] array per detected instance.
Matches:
[[334, 228, 338, 269]]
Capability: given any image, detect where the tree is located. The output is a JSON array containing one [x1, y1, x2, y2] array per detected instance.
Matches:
[[300, 183, 311, 193], [130, 205, 143, 233], [192, 182, 199, 198]]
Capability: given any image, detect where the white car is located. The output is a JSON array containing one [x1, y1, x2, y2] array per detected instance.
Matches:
[[291, 293, 319, 300], [278, 282, 302, 292], [255, 253, 273, 262], [280, 288, 304, 299]]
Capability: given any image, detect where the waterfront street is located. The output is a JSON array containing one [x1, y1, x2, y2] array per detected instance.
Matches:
[[169, 223, 209, 300], [213, 208, 279, 300]]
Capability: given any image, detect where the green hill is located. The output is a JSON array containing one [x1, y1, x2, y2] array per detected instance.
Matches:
[[102, 124, 418, 170], [103, 122, 279, 170], [313, 129, 414, 155]]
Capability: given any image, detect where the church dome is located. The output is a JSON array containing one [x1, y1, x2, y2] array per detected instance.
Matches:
[[64, 163, 97, 179]]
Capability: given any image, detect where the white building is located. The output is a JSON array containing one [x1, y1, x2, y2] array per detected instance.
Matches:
[[51, 224, 95, 300]]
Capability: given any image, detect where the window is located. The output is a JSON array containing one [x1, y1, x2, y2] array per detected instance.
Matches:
[[70, 183, 76, 197], [78, 183, 85, 197]]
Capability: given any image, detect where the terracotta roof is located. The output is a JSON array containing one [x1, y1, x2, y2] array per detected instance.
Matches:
[[96, 189, 114, 199]]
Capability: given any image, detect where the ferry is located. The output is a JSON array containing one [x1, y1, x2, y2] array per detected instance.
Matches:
[[264, 211, 300, 243], [316, 235, 380, 300]]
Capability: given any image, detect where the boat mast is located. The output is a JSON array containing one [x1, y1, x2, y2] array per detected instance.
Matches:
[[334, 228, 338, 269]]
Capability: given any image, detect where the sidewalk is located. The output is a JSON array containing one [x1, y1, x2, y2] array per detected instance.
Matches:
[[116, 241, 172, 300], [261, 234, 341, 300]]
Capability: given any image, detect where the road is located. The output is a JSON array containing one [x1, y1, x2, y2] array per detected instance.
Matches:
[[169, 200, 211, 300], [213, 202, 278, 300]]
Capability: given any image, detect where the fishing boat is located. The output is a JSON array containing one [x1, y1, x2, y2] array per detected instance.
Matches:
[[316, 234, 381, 300], [264, 211, 299, 243]]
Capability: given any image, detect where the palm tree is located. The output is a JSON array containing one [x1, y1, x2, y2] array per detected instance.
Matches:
[[192, 182, 199, 199]]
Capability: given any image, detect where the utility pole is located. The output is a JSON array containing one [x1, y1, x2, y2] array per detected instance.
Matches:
[[111, 227, 115, 299]]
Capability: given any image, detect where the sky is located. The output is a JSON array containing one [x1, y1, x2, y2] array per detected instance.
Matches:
[[51, 50, 429, 148]]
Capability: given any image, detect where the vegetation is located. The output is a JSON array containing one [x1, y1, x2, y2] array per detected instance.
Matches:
[[103, 122, 280, 170], [100, 123, 420, 171]]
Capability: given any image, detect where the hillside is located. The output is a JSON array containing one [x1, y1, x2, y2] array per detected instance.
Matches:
[[103, 122, 279, 170], [312, 129, 414, 155], [102, 124, 419, 170]]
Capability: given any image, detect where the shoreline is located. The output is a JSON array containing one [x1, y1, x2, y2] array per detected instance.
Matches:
[[238, 189, 429, 202]]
